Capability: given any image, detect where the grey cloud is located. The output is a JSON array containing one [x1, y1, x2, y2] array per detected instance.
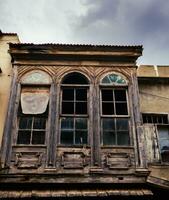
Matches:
[[1, 0, 169, 64]]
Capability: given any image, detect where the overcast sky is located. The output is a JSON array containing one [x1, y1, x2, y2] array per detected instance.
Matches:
[[1, 0, 169, 65]]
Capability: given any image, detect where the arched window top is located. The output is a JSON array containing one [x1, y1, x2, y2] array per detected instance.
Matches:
[[61, 72, 89, 84], [101, 73, 128, 85], [21, 70, 52, 84]]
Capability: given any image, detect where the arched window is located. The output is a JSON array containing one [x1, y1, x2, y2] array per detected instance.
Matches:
[[100, 73, 130, 146], [16, 71, 51, 145], [60, 72, 89, 145]]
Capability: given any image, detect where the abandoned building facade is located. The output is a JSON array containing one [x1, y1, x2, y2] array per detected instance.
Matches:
[[0, 32, 169, 198]]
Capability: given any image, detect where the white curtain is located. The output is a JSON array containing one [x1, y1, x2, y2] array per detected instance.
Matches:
[[21, 88, 49, 114]]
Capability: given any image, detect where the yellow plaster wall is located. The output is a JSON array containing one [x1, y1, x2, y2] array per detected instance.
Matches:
[[139, 83, 169, 113], [0, 34, 19, 147]]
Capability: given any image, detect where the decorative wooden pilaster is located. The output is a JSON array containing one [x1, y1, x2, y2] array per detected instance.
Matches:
[[91, 84, 101, 167], [46, 83, 57, 167], [0, 66, 19, 168]]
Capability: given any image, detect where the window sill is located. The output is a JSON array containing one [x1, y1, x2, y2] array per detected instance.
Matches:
[[57, 144, 90, 148], [12, 145, 46, 148], [101, 145, 134, 149]]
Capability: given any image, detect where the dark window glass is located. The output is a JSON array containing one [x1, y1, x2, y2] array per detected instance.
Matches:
[[17, 116, 46, 145], [75, 118, 87, 129], [117, 132, 130, 145], [102, 103, 114, 115], [142, 114, 168, 124], [115, 103, 128, 115], [158, 126, 169, 162], [62, 102, 74, 114], [19, 117, 32, 129], [62, 72, 88, 84], [33, 118, 46, 129], [61, 131, 73, 144], [61, 73, 88, 146], [76, 89, 87, 100], [103, 118, 115, 130], [116, 118, 128, 131], [103, 131, 115, 145], [62, 89, 74, 100], [61, 118, 73, 130], [75, 131, 87, 144], [102, 90, 113, 101], [32, 131, 45, 144], [76, 102, 87, 114], [17, 131, 31, 144], [61, 118, 88, 145], [114, 90, 126, 101], [102, 118, 129, 146]]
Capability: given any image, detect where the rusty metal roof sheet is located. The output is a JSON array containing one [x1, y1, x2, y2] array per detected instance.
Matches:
[[0, 189, 153, 198]]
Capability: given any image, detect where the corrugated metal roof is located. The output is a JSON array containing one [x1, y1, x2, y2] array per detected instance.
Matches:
[[0, 32, 17, 36], [9, 43, 143, 49], [0, 189, 153, 198]]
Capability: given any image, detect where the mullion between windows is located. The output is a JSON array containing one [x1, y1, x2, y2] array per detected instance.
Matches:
[[30, 117, 34, 144], [113, 89, 116, 115]]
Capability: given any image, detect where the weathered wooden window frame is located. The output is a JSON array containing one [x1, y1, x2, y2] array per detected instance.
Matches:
[[13, 70, 52, 147], [100, 73, 130, 146], [59, 84, 89, 146]]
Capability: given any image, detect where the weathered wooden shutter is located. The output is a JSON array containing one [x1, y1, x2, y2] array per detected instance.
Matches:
[[143, 124, 160, 163]]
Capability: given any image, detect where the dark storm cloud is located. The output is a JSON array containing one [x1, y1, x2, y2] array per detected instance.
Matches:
[[71, 0, 169, 64], [74, 0, 169, 41]]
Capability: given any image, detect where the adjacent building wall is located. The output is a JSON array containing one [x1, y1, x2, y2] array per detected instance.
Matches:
[[137, 65, 169, 189], [0, 32, 19, 147], [138, 65, 169, 113]]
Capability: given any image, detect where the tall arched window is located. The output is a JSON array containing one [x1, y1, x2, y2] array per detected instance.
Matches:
[[60, 72, 89, 145], [16, 71, 51, 145], [100, 73, 130, 146]]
